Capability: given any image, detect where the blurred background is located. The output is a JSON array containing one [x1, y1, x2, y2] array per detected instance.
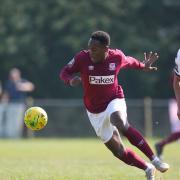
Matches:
[[0, 0, 180, 139]]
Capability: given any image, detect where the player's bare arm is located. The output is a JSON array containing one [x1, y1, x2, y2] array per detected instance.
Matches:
[[143, 52, 159, 71]]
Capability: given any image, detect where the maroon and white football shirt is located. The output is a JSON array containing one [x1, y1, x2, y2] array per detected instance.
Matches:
[[60, 49, 145, 113]]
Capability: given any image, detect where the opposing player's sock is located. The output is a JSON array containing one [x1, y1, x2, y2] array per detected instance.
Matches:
[[158, 132, 180, 147], [119, 148, 147, 170], [123, 126, 154, 160], [154, 143, 163, 158]]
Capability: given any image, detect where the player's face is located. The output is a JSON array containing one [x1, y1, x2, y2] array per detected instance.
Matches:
[[88, 40, 108, 63]]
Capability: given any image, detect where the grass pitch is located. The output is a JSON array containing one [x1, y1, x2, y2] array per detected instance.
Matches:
[[0, 138, 179, 180]]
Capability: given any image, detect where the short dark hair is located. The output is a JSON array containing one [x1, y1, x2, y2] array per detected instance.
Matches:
[[91, 31, 110, 46]]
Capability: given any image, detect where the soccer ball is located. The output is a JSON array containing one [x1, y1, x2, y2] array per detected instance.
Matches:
[[24, 106, 48, 131]]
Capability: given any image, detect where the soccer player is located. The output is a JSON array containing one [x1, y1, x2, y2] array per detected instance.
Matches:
[[174, 49, 180, 119], [155, 49, 180, 158], [60, 31, 169, 180]]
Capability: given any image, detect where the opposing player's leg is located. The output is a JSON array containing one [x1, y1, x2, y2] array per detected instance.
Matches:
[[155, 131, 180, 157], [105, 130, 155, 180]]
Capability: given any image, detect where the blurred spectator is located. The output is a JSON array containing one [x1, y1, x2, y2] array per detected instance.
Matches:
[[0, 68, 34, 138]]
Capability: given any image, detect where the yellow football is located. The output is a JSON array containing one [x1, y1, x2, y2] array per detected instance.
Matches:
[[24, 107, 48, 131]]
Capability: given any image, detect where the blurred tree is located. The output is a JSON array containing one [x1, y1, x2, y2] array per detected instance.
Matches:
[[0, 0, 179, 98]]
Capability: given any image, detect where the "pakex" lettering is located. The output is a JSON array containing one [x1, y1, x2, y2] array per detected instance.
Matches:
[[89, 75, 115, 85]]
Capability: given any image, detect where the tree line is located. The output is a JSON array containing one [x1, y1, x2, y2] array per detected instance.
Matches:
[[0, 0, 179, 99]]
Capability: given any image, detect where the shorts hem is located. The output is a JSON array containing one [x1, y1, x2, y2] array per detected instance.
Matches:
[[102, 131, 113, 143]]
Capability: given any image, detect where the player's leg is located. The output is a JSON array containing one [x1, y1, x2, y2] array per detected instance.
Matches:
[[109, 99, 154, 161], [109, 98, 169, 173], [155, 131, 180, 157], [105, 129, 155, 180], [111, 111, 154, 160], [86, 106, 155, 180]]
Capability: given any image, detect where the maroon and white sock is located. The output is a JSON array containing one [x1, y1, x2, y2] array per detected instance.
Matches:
[[123, 126, 154, 161]]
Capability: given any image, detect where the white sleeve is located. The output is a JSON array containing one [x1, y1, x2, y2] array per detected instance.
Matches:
[[174, 49, 180, 76]]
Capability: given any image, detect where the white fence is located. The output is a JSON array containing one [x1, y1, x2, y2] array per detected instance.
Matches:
[[33, 98, 176, 138], [0, 98, 177, 138]]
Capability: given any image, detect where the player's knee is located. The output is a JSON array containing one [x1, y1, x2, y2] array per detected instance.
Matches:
[[111, 115, 128, 133], [111, 112, 123, 124], [112, 144, 125, 158], [117, 122, 129, 133]]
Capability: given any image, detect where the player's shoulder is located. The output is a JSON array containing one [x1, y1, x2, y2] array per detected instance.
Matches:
[[175, 48, 180, 65], [174, 48, 180, 76], [175, 49, 180, 58], [75, 50, 89, 59], [108, 49, 125, 61], [109, 48, 124, 56], [67, 50, 88, 67]]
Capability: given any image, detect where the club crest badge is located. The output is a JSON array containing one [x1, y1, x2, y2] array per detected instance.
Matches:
[[109, 63, 116, 71]]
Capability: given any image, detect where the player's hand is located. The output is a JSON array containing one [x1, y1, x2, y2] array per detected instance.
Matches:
[[69, 76, 82, 86], [143, 52, 159, 71]]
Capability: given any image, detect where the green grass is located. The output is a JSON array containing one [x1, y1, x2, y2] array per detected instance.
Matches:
[[0, 138, 179, 180]]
